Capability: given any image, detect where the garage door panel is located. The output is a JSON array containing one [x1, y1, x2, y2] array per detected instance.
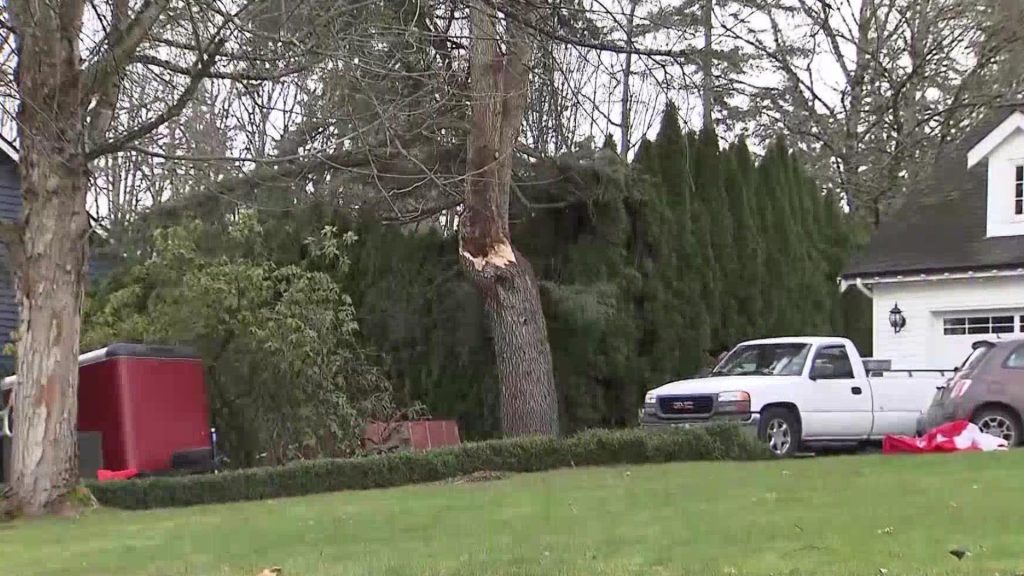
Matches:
[[930, 311, 1024, 370]]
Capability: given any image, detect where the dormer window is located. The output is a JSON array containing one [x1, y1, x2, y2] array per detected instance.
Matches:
[[967, 110, 1024, 236], [1018, 165, 1024, 215]]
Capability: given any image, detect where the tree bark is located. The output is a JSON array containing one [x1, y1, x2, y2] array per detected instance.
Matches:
[[8, 0, 91, 515], [473, 248, 559, 435], [839, 0, 875, 225], [461, 0, 559, 437], [619, 0, 639, 156], [701, 0, 714, 130]]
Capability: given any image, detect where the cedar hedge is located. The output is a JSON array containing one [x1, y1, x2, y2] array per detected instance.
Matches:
[[87, 424, 769, 510]]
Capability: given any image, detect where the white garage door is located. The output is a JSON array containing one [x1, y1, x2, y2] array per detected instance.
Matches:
[[931, 312, 1024, 369]]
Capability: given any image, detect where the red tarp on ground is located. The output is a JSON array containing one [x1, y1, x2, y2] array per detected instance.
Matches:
[[883, 420, 1008, 454], [97, 468, 139, 481]]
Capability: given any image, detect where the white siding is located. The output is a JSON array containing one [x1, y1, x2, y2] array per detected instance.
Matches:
[[985, 128, 1024, 238], [872, 276, 1024, 370]]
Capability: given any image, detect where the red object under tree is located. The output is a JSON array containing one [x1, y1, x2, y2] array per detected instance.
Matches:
[[2, 343, 214, 482], [77, 344, 213, 473]]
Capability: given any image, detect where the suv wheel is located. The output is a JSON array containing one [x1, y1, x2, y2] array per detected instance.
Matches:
[[972, 407, 1022, 446]]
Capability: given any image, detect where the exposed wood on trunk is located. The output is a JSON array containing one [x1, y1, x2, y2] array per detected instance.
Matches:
[[461, 0, 559, 437], [6, 0, 214, 514]]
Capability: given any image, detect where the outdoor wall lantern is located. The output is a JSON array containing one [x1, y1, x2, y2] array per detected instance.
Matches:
[[889, 303, 906, 334]]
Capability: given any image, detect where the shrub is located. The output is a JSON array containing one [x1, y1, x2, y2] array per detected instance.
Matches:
[[88, 424, 768, 510], [83, 217, 404, 466]]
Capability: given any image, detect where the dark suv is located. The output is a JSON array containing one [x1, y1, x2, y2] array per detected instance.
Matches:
[[919, 339, 1024, 444]]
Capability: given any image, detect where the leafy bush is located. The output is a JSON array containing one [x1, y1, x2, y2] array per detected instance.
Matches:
[[88, 424, 769, 510], [83, 216, 403, 466]]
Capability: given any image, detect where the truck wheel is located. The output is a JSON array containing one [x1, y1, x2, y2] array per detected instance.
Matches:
[[972, 407, 1022, 446], [759, 408, 800, 457]]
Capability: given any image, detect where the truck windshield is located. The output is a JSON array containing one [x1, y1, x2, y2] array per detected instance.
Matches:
[[712, 343, 812, 376]]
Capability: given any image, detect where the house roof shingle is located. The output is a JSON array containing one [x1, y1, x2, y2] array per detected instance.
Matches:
[[842, 107, 1024, 278]]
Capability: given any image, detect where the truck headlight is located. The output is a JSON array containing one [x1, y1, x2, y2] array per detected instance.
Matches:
[[717, 391, 750, 414], [642, 392, 657, 415]]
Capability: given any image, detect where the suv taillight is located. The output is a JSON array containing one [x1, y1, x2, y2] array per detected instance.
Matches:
[[951, 379, 973, 398]]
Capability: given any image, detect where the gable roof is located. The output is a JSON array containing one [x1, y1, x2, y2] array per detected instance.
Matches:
[[967, 110, 1024, 168], [842, 107, 1024, 278]]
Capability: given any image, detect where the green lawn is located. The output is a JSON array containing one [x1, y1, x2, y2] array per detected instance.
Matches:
[[4, 452, 1024, 576]]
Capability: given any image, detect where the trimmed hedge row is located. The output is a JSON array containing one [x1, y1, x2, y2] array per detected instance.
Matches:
[[88, 424, 768, 510]]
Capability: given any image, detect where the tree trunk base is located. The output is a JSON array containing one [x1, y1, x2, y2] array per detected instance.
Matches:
[[467, 247, 559, 437]]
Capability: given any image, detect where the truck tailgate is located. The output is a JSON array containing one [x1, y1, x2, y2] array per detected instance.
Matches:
[[869, 375, 947, 437]]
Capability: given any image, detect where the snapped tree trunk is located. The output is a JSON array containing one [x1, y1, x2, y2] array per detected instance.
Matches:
[[462, 0, 559, 437], [8, 0, 91, 515], [468, 246, 559, 436]]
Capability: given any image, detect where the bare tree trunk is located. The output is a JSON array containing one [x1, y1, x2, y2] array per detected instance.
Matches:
[[619, 0, 639, 156], [701, 0, 714, 130], [8, 0, 90, 515], [461, 0, 559, 436], [841, 0, 876, 224]]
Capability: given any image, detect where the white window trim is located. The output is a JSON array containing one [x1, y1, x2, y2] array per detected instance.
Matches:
[[1015, 165, 1024, 220], [1016, 164, 1024, 219], [942, 314, 1023, 337]]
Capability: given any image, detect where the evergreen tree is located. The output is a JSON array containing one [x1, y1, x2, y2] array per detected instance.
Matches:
[[692, 128, 738, 349], [805, 171, 838, 334], [763, 139, 804, 335], [821, 190, 853, 335], [513, 160, 643, 430], [723, 140, 764, 340], [346, 220, 500, 439], [782, 151, 822, 333], [86, 108, 863, 442], [651, 105, 717, 359], [602, 133, 619, 153], [682, 133, 722, 351], [635, 135, 710, 381]]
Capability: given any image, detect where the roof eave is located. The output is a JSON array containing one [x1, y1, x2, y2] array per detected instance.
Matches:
[[967, 110, 1024, 169], [840, 265, 1024, 293], [0, 136, 18, 164]]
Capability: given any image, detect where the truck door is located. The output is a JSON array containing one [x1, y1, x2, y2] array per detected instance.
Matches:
[[801, 345, 874, 439]]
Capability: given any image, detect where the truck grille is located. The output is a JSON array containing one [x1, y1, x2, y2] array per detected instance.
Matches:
[[657, 395, 714, 416]]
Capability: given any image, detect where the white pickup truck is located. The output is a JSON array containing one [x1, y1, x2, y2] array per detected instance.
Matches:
[[639, 337, 955, 456]]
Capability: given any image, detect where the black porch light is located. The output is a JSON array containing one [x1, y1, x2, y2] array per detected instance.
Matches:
[[889, 303, 906, 334]]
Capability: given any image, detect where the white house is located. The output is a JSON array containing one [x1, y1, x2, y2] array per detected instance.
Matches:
[[840, 108, 1024, 370]]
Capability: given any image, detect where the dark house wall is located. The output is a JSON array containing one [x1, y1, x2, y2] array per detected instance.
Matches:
[[0, 155, 115, 376], [0, 155, 20, 375]]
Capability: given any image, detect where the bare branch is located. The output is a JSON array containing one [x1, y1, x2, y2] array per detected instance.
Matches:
[[80, 0, 171, 102], [87, 38, 227, 160], [132, 53, 316, 82]]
